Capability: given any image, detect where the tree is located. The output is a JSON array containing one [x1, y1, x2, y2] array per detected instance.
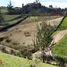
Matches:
[[0, 10, 4, 25], [35, 21, 53, 62], [49, 5, 53, 8], [22, 3, 24, 8], [7, 0, 15, 14]]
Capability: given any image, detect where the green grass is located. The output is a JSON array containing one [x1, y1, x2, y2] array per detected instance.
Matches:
[[4, 15, 20, 21], [51, 31, 59, 37], [6, 18, 23, 25], [53, 35, 67, 59], [0, 52, 57, 67], [52, 17, 67, 36], [1, 8, 8, 13], [57, 17, 67, 31], [0, 15, 23, 28]]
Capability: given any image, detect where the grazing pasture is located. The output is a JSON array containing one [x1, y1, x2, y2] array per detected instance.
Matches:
[[0, 52, 57, 67], [52, 16, 67, 59], [4, 15, 20, 21], [57, 17, 67, 30], [53, 35, 67, 59]]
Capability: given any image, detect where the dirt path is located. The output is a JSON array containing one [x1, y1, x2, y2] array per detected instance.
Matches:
[[52, 29, 67, 44]]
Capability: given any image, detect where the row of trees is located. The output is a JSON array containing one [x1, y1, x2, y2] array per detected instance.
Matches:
[[6, 1, 65, 15]]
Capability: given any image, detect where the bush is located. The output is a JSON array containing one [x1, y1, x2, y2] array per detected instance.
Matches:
[[24, 31, 31, 37]]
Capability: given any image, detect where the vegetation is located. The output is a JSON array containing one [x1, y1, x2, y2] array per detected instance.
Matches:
[[7, 1, 15, 14], [53, 35, 67, 59], [35, 21, 54, 62], [0, 1, 65, 67], [57, 17, 67, 30], [4, 15, 19, 21], [52, 35, 67, 66], [0, 52, 57, 67], [0, 10, 4, 24]]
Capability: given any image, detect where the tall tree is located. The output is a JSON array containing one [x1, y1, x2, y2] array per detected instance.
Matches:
[[35, 21, 53, 62], [49, 5, 53, 8], [0, 10, 4, 25], [7, 0, 15, 14]]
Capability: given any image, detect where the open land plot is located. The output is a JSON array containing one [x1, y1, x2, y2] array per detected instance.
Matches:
[[0, 16, 63, 48]]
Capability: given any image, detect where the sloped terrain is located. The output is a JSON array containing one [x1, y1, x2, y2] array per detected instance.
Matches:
[[0, 52, 57, 67], [0, 16, 63, 47], [52, 16, 67, 60]]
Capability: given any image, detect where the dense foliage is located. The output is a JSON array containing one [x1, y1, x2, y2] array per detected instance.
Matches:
[[35, 22, 54, 62], [0, 10, 4, 25]]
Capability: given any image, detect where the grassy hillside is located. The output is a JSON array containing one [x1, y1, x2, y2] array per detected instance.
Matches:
[[0, 15, 25, 28], [0, 52, 57, 67], [52, 17, 67, 58], [57, 17, 67, 30], [53, 35, 67, 58], [4, 15, 20, 21], [1, 8, 7, 14]]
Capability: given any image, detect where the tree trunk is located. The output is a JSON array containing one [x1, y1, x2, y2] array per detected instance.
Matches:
[[42, 50, 45, 63]]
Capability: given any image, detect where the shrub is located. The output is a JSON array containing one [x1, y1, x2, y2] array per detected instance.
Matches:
[[24, 31, 31, 37]]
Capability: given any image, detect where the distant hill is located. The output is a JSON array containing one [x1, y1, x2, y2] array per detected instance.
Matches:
[[21, 3, 63, 16]]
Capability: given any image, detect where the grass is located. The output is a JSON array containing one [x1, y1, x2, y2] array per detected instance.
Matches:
[[0, 15, 24, 28], [52, 16, 67, 36], [57, 17, 67, 31], [4, 15, 20, 21], [22, 16, 60, 24], [53, 35, 67, 59], [0, 52, 57, 67], [1, 8, 8, 13], [51, 31, 59, 37], [6, 18, 23, 25]]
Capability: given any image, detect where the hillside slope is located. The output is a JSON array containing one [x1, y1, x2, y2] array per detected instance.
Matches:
[[0, 52, 57, 67]]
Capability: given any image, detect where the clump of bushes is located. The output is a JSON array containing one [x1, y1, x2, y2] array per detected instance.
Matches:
[[24, 31, 31, 37], [6, 39, 11, 43]]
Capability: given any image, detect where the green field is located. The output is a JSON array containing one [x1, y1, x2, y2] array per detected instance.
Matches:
[[4, 15, 20, 21], [52, 16, 67, 59], [0, 15, 24, 28], [57, 17, 67, 31], [0, 52, 57, 67], [1, 8, 7, 13], [53, 35, 67, 59]]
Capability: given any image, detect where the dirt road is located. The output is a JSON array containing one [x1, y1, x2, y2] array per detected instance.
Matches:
[[52, 29, 67, 44]]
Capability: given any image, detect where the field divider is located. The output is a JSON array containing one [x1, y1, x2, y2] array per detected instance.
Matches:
[[0, 15, 29, 32]]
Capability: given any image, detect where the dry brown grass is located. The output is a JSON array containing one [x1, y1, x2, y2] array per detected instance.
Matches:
[[0, 16, 63, 47]]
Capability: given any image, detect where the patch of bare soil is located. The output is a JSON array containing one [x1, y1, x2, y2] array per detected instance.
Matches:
[[0, 17, 63, 46]]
